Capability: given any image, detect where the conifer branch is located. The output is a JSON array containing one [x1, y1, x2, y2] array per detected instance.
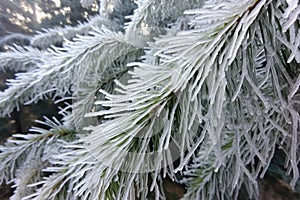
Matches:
[[0, 27, 138, 119], [31, 15, 119, 49], [0, 117, 75, 199], [0, 0, 299, 199], [0, 46, 47, 72]]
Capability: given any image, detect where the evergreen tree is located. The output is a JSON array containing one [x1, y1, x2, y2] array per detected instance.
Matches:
[[0, 0, 299, 199]]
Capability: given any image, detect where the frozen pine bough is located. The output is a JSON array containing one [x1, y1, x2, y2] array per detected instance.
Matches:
[[0, 0, 299, 199]]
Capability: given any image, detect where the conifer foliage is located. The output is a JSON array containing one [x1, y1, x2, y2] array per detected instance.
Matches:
[[0, 0, 299, 199]]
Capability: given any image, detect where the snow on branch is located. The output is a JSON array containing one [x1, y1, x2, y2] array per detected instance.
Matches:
[[0, 117, 75, 200], [69, 0, 270, 199], [0, 27, 139, 121], [0, 46, 53, 72], [0, 0, 299, 199], [31, 15, 119, 50]]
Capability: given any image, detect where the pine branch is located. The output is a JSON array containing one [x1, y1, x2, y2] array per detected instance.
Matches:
[[24, 142, 93, 200], [0, 117, 75, 199], [275, 1, 300, 63], [0, 27, 138, 119], [71, 1, 267, 199], [182, 1, 300, 198], [125, 0, 205, 47], [0, 33, 31, 52], [0, 46, 47, 72], [62, 48, 143, 130], [0, 1, 299, 199], [31, 15, 119, 49]]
